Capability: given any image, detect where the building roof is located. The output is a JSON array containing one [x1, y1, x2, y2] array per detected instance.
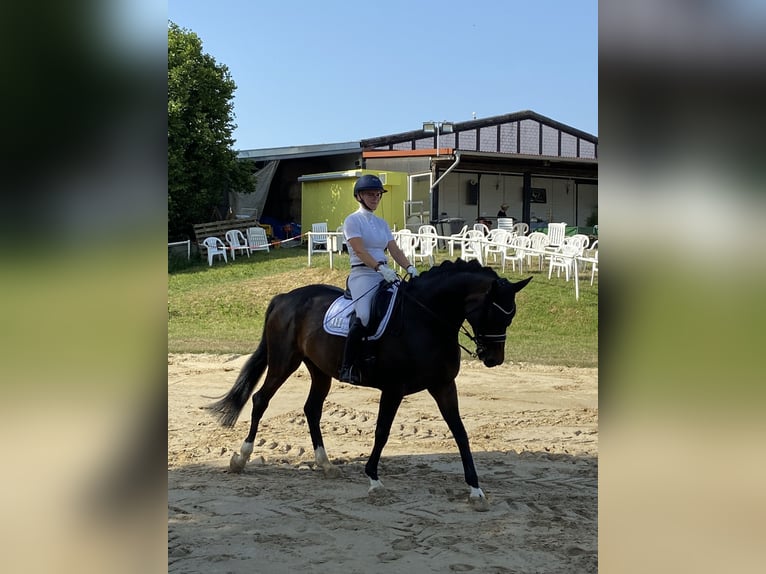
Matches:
[[236, 110, 597, 163], [362, 110, 597, 161], [362, 110, 596, 147]]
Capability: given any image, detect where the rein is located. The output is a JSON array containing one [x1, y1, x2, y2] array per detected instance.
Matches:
[[399, 280, 506, 359]]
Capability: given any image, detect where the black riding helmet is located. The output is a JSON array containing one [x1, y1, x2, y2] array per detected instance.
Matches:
[[353, 174, 388, 199]]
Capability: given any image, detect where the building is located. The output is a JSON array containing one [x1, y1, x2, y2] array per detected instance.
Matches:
[[234, 110, 597, 236]]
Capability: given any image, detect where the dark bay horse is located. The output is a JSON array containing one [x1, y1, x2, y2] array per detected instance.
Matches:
[[207, 259, 531, 510]]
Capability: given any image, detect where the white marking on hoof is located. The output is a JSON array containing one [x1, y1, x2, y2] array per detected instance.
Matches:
[[229, 441, 253, 473], [314, 447, 341, 478], [368, 478, 384, 493], [229, 453, 245, 472], [469, 487, 490, 512]]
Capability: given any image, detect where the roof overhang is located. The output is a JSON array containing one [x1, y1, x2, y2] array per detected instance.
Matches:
[[454, 151, 597, 180], [451, 152, 597, 180], [363, 149, 597, 180], [363, 148, 453, 158], [297, 170, 363, 182], [448, 149, 597, 164], [237, 141, 361, 162]]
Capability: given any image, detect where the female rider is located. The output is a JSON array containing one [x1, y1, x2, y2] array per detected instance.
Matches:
[[339, 174, 418, 384]]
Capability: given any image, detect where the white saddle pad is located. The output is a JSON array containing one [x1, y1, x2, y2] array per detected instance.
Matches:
[[322, 284, 399, 341]]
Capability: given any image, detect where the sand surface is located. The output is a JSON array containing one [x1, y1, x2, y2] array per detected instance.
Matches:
[[168, 353, 597, 573]]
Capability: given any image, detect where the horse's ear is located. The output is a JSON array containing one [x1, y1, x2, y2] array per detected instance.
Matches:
[[512, 276, 533, 292]]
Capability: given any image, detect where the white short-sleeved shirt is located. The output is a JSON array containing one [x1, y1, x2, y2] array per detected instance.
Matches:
[[343, 207, 394, 267]]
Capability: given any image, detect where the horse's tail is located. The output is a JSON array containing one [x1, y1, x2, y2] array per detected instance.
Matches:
[[205, 304, 273, 427]]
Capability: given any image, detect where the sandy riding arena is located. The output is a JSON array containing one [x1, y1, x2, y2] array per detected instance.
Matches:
[[168, 353, 597, 573]]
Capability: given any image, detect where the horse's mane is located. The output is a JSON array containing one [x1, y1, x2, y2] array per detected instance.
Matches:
[[415, 259, 498, 283]]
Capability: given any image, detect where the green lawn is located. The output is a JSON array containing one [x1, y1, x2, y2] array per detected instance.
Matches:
[[168, 246, 597, 367]]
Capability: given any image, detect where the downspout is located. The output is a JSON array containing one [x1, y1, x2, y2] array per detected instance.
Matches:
[[431, 149, 461, 190], [430, 150, 461, 219]]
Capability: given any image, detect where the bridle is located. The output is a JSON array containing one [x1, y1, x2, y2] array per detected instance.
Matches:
[[400, 277, 516, 359], [470, 293, 516, 358]]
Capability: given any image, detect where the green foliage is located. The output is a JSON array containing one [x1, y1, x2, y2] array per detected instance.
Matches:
[[168, 22, 253, 240], [168, 250, 598, 367]]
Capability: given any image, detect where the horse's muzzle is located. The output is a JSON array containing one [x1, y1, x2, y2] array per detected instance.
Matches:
[[476, 343, 504, 368]]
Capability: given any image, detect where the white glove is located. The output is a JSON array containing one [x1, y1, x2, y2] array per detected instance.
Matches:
[[406, 265, 419, 277], [377, 264, 397, 283]]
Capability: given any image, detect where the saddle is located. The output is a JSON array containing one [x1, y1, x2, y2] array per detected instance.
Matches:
[[323, 280, 402, 341]]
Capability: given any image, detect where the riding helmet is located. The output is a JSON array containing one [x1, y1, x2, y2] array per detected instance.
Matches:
[[353, 174, 387, 199]]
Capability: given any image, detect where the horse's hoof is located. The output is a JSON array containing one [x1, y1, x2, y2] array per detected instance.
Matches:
[[322, 465, 342, 479], [469, 495, 490, 512], [368, 478, 385, 494], [229, 453, 246, 473]]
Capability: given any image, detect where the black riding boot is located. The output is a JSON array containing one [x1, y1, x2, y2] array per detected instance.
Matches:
[[339, 317, 366, 385]]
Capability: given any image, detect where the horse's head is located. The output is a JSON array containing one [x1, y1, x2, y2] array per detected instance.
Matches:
[[466, 276, 532, 367]]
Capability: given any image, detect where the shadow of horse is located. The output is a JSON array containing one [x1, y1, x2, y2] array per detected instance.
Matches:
[[169, 448, 597, 570]]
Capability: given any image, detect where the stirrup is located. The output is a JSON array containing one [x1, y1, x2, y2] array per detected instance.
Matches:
[[339, 365, 362, 385]]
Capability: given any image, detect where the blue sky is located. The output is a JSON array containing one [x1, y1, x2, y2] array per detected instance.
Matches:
[[168, 1, 597, 151]]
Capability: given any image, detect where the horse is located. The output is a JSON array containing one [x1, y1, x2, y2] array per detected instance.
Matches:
[[206, 259, 531, 511]]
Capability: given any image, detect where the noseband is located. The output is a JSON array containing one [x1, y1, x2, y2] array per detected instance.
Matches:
[[471, 297, 516, 357]]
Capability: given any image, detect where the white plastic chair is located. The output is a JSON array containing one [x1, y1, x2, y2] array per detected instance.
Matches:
[[417, 224, 438, 236], [225, 229, 250, 261], [473, 222, 490, 236], [588, 250, 598, 285], [460, 229, 484, 264], [309, 222, 329, 255], [484, 229, 509, 264], [580, 240, 598, 285], [570, 234, 591, 252], [566, 235, 590, 277], [547, 222, 567, 248], [496, 218, 515, 233], [512, 222, 529, 236], [548, 243, 580, 281], [201, 236, 228, 266], [247, 226, 270, 253], [413, 225, 438, 267], [502, 235, 531, 273], [448, 224, 468, 257], [526, 232, 550, 271], [394, 229, 418, 268], [542, 222, 568, 270], [335, 226, 347, 254]]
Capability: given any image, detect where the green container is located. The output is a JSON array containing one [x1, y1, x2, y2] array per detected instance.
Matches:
[[299, 169, 409, 233]]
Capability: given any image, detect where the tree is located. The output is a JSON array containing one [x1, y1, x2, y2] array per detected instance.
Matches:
[[168, 21, 252, 240]]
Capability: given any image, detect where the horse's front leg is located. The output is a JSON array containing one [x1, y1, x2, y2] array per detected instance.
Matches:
[[365, 390, 403, 493], [429, 381, 490, 511]]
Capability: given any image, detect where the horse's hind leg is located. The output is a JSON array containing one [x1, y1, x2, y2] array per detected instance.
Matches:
[[429, 381, 490, 511], [303, 361, 341, 478], [230, 358, 301, 473]]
